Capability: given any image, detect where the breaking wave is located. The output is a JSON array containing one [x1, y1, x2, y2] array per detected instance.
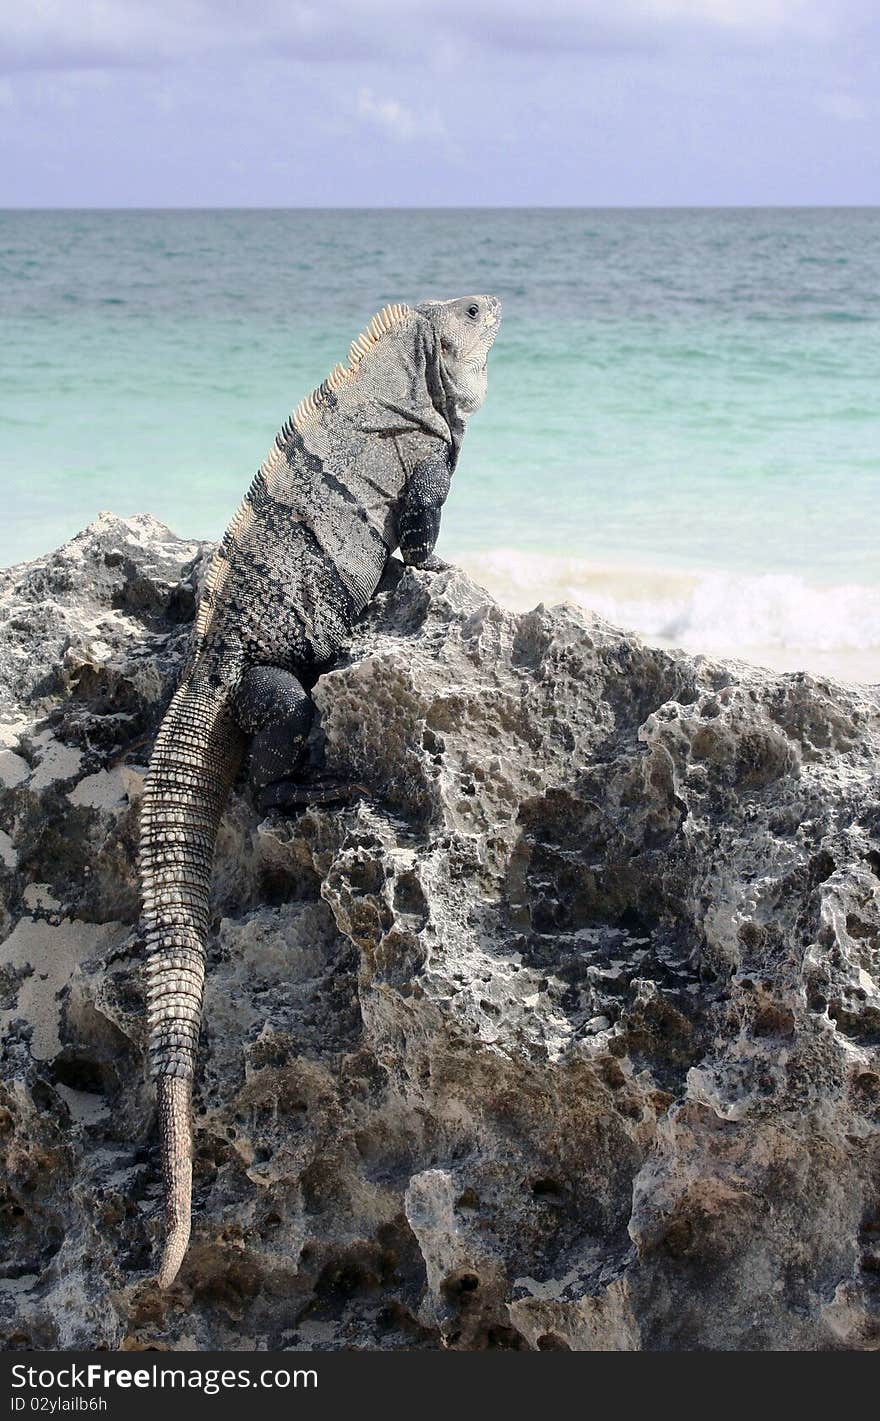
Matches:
[[456, 548, 880, 681]]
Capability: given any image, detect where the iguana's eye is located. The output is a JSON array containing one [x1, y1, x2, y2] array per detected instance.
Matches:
[[467, 302, 479, 319]]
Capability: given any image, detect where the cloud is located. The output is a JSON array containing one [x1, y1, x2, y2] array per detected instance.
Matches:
[[435, 0, 829, 55], [0, 1, 376, 73], [0, 0, 861, 74], [356, 87, 445, 141], [641, 0, 812, 27], [816, 92, 868, 122], [0, 1, 173, 72], [357, 89, 417, 140]]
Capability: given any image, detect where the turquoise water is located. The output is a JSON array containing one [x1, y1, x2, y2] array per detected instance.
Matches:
[[2, 209, 879, 673]]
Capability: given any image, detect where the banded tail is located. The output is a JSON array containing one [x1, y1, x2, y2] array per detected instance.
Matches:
[[140, 672, 244, 1287]]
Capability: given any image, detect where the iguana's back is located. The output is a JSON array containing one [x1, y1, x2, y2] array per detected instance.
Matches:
[[192, 301, 453, 674]]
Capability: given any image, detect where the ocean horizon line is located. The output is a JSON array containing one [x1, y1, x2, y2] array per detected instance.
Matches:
[[4, 203, 880, 214]]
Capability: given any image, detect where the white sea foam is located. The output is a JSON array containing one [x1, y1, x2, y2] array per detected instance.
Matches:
[[456, 549, 880, 683]]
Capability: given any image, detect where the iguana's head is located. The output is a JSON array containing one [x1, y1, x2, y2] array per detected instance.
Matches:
[[415, 295, 502, 416]]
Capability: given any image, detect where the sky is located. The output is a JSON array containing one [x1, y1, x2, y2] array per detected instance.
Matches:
[[1, 0, 878, 206]]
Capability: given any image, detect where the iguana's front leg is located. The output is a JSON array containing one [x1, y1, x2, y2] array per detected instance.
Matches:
[[397, 452, 453, 571]]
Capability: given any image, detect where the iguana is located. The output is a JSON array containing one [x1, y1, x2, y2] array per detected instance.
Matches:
[[140, 295, 501, 1288]]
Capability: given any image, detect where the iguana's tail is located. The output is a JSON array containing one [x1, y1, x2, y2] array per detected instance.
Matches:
[[139, 673, 244, 1288]]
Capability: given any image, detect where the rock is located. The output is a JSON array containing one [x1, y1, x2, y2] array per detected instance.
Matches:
[[0, 513, 878, 1351]]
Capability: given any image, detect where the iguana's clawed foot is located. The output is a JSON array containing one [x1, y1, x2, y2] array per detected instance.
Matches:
[[257, 775, 371, 813]]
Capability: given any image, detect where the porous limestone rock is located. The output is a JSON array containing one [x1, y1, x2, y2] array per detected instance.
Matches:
[[0, 514, 878, 1351]]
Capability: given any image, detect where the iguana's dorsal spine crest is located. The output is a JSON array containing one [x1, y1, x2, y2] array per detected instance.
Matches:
[[293, 301, 409, 433], [192, 302, 410, 655]]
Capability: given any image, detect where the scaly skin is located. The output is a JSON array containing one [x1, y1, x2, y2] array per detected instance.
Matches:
[[141, 295, 501, 1287]]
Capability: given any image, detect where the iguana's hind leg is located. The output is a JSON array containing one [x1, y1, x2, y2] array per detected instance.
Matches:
[[231, 665, 313, 793], [232, 664, 368, 812]]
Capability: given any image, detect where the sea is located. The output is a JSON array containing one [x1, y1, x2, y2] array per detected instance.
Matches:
[[1, 208, 878, 681]]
